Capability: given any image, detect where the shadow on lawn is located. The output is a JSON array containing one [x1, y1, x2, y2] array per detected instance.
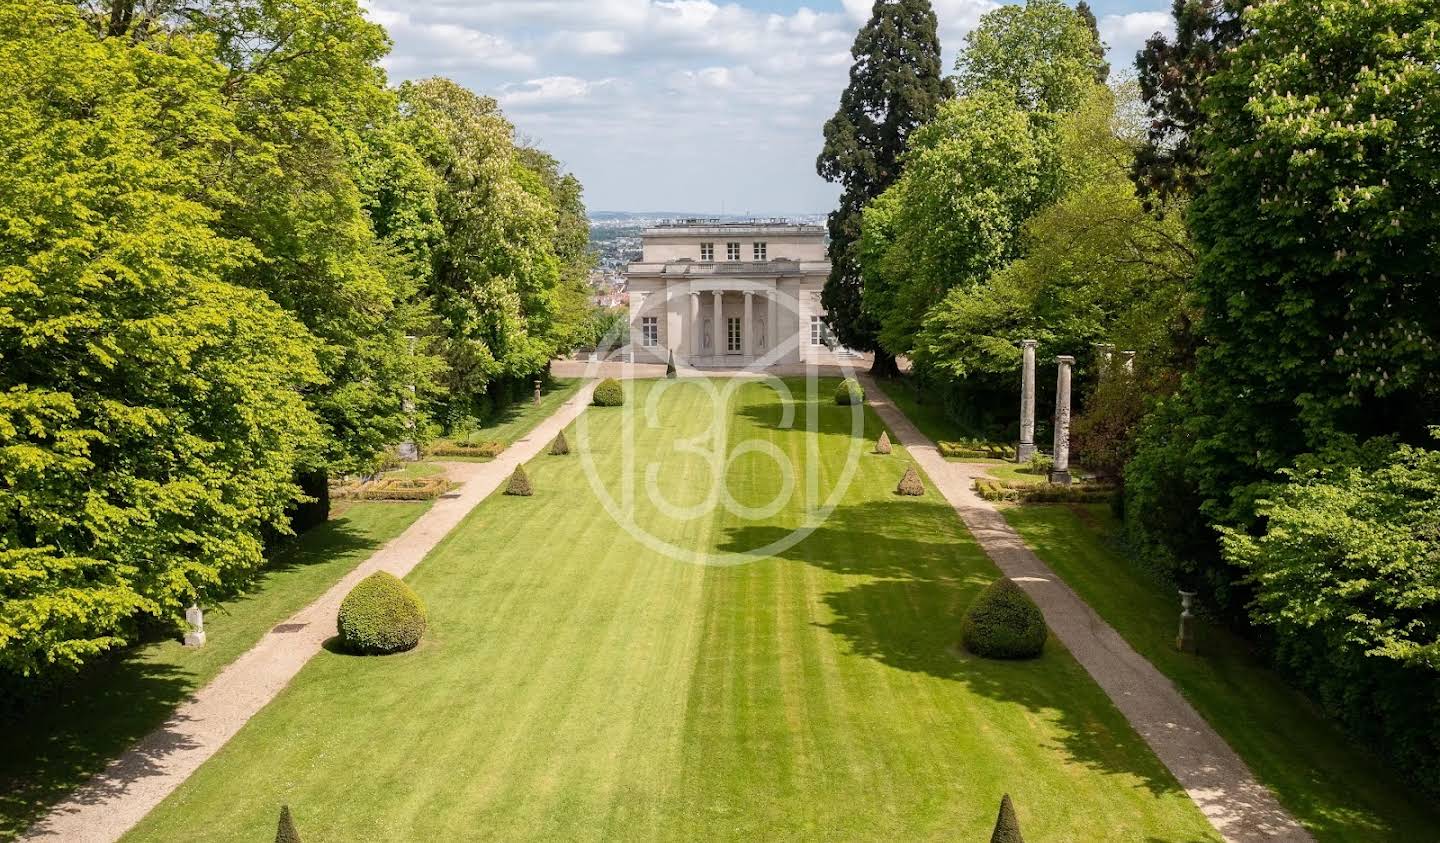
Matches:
[[714, 496, 1191, 800], [0, 518, 382, 839]]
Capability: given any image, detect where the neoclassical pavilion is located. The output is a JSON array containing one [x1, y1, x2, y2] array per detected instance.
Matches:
[[626, 220, 834, 367]]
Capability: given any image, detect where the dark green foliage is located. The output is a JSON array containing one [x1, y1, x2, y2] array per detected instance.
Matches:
[[1075, 1, 1109, 83], [835, 378, 865, 406], [963, 578, 1046, 659], [287, 469, 332, 536], [276, 805, 301, 843], [592, 378, 625, 407], [505, 465, 533, 497], [895, 466, 925, 497], [875, 431, 892, 455], [817, 0, 949, 372], [666, 350, 677, 379], [1131, 0, 1244, 205], [336, 572, 426, 655], [1072, 365, 1149, 483], [990, 793, 1024, 842], [549, 431, 569, 456]]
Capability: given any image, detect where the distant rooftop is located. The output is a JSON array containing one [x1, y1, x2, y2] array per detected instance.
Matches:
[[649, 217, 820, 230]]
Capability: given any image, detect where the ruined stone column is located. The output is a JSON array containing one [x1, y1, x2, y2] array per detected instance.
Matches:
[[1017, 339, 1038, 462], [1122, 350, 1136, 373], [689, 292, 702, 358], [184, 604, 206, 647], [1096, 343, 1115, 379], [1051, 355, 1075, 485], [712, 290, 723, 361], [743, 291, 755, 360]]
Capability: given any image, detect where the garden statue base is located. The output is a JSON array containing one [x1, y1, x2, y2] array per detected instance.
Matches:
[[1016, 443, 1036, 462], [1048, 469, 1072, 486], [1177, 615, 1198, 654], [397, 441, 419, 461]]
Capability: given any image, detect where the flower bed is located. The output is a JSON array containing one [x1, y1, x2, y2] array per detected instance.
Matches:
[[333, 475, 454, 501], [426, 440, 504, 458], [973, 477, 1115, 504], [938, 440, 1017, 460]]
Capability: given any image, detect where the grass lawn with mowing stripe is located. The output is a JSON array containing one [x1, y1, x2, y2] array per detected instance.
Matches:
[[127, 379, 1215, 842], [1002, 504, 1440, 842], [1, 501, 431, 840]]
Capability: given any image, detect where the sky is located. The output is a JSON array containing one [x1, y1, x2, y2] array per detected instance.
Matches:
[[367, 1, 1175, 214]]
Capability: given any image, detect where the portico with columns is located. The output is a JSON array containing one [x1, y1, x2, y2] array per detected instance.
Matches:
[[626, 220, 834, 367]]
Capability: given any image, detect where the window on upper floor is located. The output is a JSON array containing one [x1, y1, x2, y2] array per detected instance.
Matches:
[[700, 242, 714, 261], [753, 242, 767, 260], [726, 242, 741, 261]]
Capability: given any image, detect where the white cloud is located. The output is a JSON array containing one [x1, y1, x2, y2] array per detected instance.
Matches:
[[1100, 11, 1175, 67], [500, 76, 613, 107], [550, 30, 629, 57]]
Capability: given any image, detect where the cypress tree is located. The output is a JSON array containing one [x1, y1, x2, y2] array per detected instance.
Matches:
[[990, 793, 1023, 842], [276, 805, 301, 843], [817, 0, 949, 377]]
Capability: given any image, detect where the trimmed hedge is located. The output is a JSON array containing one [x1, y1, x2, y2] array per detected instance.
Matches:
[[276, 805, 302, 843], [835, 378, 864, 405], [938, 440, 1017, 460], [337, 572, 427, 655], [332, 476, 452, 501], [666, 350, 677, 379], [427, 440, 504, 458], [505, 465, 533, 496], [875, 431, 892, 455], [962, 577, 1046, 659], [990, 794, 1023, 843], [593, 378, 625, 406], [896, 466, 925, 496], [973, 478, 1116, 504], [549, 431, 569, 455]]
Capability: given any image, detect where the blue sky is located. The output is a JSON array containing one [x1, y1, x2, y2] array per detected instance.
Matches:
[[367, 1, 1174, 213]]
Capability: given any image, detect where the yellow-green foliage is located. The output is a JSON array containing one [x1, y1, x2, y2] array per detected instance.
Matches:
[[592, 378, 625, 406], [835, 378, 865, 405]]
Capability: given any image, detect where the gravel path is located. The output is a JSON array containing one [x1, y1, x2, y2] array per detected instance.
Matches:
[[861, 375, 1311, 842], [22, 381, 597, 843]]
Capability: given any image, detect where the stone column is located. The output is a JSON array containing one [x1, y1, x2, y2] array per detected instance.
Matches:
[[767, 290, 778, 357], [1096, 343, 1115, 379], [1122, 350, 1136, 373], [1017, 339, 1038, 462], [1050, 355, 1075, 485], [184, 603, 206, 647], [689, 292, 701, 358], [743, 291, 754, 360], [712, 290, 723, 360]]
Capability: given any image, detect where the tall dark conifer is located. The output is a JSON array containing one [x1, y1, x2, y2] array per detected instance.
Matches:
[[817, 0, 949, 377], [1075, 1, 1110, 83]]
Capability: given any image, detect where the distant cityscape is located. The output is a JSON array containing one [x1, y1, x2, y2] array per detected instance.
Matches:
[[586, 212, 828, 309]]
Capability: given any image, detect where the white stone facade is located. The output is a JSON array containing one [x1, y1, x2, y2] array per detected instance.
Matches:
[[626, 220, 833, 367]]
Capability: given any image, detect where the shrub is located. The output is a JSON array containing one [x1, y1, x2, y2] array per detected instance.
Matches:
[[973, 478, 1115, 504], [962, 577, 1046, 659], [592, 378, 625, 406], [896, 466, 925, 496], [990, 793, 1023, 843], [549, 431, 569, 456], [835, 378, 864, 405], [666, 350, 677, 379], [427, 440, 504, 458], [337, 572, 427, 655], [276, 805, 302, 843], [505, 465, 533, 496], [1025, 453, 1054, 476], [875, 431, 892, 455], [937, 440, 1017, 460]]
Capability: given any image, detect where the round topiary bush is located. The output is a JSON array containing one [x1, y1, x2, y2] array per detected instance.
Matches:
[[592, 378, 625, 406], [337, 572, 427, 655], [835, 378, 864, 405], [962, 577, 1046, 659]]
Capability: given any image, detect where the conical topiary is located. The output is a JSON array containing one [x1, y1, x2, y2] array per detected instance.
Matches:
[[895, 465, 924, 496], [505, 464, 533, 496], [549, 431, 569, 456], [666, 350, 677, 379], [990, 793, 1023, 843], [875, 431, 892, 455], [963, 578, 1047, 659], [276, 804, 301, 843]]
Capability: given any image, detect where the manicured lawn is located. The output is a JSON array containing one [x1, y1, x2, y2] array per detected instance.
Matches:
[[1002, 504, 1440, 842], [0, 502, 430, 841], [128, 378, 1215, 842], [452, 377, 584, 451], [874, 374, 974, 446], [985, 462, 1050, 486]]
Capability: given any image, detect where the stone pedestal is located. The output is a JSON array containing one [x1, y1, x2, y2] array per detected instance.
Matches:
[[534, 379, 542, 406], [183, 604, 206, 648], [1177, 591, 1199, 653], [1122, 350, 1136, 373], [1049, 355, 1074, 485], [1095, 343, 1115, 378], [1017, 339, 1038, 462]]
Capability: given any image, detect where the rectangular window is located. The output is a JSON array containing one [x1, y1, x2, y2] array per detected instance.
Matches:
[[753, 242, 767, 260], [641, 316, 659, 348], [810, 315, 832, 347], [727, 317, 742, 352], [726, 242, 741, 261], [700, 242, 714, 261]]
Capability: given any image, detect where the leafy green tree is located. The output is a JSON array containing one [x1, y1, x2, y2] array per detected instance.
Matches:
[[0, 2, 322, 675], [1126, 0, 1440, 579], [955, 0, 1108, 112], [817, 0, 949, 376], [1075, 1, 1110, 83], [1131, 0, 1244, 205]]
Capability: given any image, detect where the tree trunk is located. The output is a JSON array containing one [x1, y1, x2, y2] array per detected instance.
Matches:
[[869, 349, 900, 378]]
